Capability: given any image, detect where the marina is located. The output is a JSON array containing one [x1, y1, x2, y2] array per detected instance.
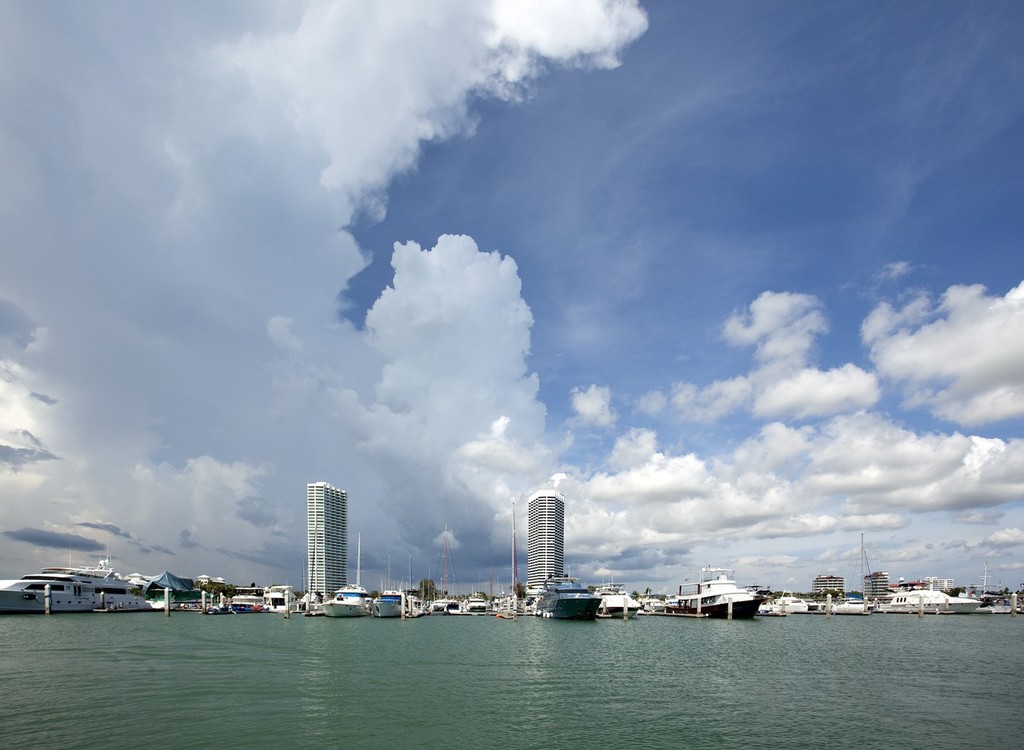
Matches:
[[1, 604, 1021, 749]]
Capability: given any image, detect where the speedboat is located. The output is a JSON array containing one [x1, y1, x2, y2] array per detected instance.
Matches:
[[877, 583, 981, 614], [372, 590, 404, 618], [665, 567, 763, 619], [0, 559, 152, 614], [594, 583, 641, 619], [535, 577, 601, 620], [323, 584, 372, 617]]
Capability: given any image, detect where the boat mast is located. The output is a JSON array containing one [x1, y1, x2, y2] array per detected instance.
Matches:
[[355, 532, 362, 587], [442, 523, 449, 598], [860, 533, 866, 613], [511, 500, 518, 605]]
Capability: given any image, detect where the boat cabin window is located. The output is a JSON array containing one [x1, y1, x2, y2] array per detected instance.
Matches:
[[26, 583, 66, 591]]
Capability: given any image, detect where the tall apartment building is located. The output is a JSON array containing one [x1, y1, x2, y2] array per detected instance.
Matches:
[[527, 490, 564, 587], [923, 576, 955, 591], [306, 482, 348, 597], [811, 574, 845, 593]]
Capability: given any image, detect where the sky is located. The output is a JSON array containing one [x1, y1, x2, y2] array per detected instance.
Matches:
[[2, 1, 1024, 596]]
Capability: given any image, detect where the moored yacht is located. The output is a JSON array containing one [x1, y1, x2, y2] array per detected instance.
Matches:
[[665, 567, 763, 619], [263, 585, 295, 613], [831, 596, 873, 615], [323, 584, 372, 617], [595, 583, 641, 619], [760, 591, 810, 615], [0, 559, 151, 614], [456, 594, 490, 615], [877, 583, 981, 614], [324, 532, 371, 618], [536, 577, 601, 620], [372, 590, 405, 618]]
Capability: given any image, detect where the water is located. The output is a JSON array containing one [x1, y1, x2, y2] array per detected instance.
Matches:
[[1, 612, 1020, 749]]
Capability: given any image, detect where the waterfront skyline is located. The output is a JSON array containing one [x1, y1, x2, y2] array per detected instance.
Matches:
[[1, 2, 1023, 594]]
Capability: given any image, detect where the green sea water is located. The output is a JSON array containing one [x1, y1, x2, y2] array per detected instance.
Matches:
[[1, 611, 1020, 749]]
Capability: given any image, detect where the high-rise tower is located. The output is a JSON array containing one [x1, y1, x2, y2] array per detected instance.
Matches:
[[527, 490, 564, 587], [306, 482, 348, 597]]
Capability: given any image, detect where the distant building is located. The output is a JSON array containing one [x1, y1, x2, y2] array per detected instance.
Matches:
[[864, 570, 890, 597], [923, 576, 955, 591], [527, 490, 564, 587], [307, 482, 348, 597], [811, 574, 845, 593]]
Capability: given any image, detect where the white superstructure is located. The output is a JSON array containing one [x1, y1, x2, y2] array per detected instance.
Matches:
[[877, 585, 981, 614], [0, 560, 151, 614]]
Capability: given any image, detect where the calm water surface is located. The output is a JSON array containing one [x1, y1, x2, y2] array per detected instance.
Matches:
[[1, 611, 1020, 749]]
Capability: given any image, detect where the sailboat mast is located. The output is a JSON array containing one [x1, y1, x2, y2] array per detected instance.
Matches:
[[442, 523, 449, 597], [355, 532, 361, 587], [511, 501, 518, 597]]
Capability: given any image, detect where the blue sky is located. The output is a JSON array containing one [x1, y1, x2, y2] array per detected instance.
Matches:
[[2, 1, 1023, 595]]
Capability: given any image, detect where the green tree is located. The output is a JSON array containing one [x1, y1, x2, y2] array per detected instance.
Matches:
[[418, 578, 438, 600]]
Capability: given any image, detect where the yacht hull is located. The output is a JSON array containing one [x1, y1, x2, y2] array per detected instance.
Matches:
[[665, 598, 762, 619]]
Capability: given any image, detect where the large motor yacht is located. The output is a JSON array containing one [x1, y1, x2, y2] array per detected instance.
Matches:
[[665, 567, 763, 619], [323, 584, 372, 617], [536, 577, 601, 620], [372, 590, 405, 618], [0, 559, 151, 614], [876, 583, 981, 614], [594, 583, 642, 619]]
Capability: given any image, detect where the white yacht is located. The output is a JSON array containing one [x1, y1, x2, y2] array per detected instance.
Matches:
[[323, 533, 371, 617], [665, 567, 764, 619], [761, 591, 810, 615], [0, 559, 151, 614], [877, 583, 981, 614], [430, 597, 460, 614], [832, 596, 872, 615], [372, 590, 405, 618], [594, 583, 641, 619], [323, 584, 372, 617], [263, 585, 295, 613], [460, 594, 491, 614]]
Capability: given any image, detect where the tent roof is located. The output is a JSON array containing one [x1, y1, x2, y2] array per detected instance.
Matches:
[[143, 570, 195, 593]]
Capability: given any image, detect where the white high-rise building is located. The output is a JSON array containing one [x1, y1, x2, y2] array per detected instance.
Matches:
[[307, 482, 348, 597], [527, 490, 564, 587]]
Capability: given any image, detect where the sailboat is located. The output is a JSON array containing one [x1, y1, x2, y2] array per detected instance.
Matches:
[[832, 534, 872, 615], [372, 551, 405, 618], [323, 532, 372, 618], [430, 524, 460, 614]]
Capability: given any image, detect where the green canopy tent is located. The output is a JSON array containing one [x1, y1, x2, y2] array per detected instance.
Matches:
[[142, 571, 200, 606]]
